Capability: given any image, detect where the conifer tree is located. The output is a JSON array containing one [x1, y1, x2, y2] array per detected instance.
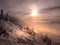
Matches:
[[0, 9, 4, 20], [5, 13, 8, 21]]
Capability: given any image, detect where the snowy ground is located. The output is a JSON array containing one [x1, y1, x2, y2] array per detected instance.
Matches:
[[0, 19, 60, 45]]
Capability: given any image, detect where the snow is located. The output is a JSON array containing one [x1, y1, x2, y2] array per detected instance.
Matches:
[[0, 19, 60, 45]]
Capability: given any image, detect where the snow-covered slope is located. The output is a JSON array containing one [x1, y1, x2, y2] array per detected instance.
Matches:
[[0, 15, 38, 45], [0, 15, 60, 45]]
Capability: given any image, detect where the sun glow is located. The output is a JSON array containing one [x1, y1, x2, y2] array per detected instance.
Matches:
[[31, 9, 38, 16]]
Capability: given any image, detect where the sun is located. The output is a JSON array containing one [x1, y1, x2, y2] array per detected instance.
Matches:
[[31, 9, 38, 16]]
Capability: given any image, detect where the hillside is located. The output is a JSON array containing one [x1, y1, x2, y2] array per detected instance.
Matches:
[[0, 10, 60, 45]]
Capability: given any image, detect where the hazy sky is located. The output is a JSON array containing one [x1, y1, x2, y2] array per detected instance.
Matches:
[[0, 0, 60, 34], [0, 0, 60, 18]]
